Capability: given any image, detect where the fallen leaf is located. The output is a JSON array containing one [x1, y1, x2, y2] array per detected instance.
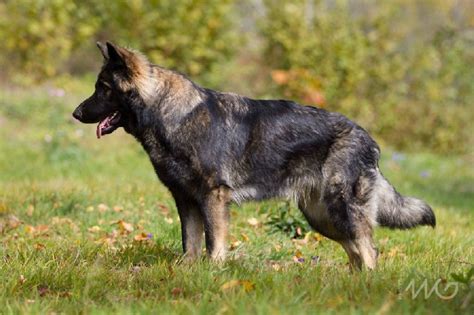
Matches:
[[164, 217, 173, 224], [131, 266, 141, 274], [7, 215, 22, 229], [221, 280, 255, 292], [296, 227, 303, 237], [134, 232, 153, 242], [59, 291, 72, 298], [0, 202, 7, 214], [114, 220, 134, 234], [95, 230, 119, 246], [51, 217, 79, 232], [35, 225, 49, 233], [171, 287, 183, 297], [292, 232, 322, 247], [19, 275, 26, 284], [113, 205, 123, 212], [97, 203, 109, 213], [241, 233, 250, 242], [25, 224, 49, 236], [271, 263, 282, 271], [26, 204, 34, 217], [221, 279, 241, 291], [247, 217, 259, 227], [241, 280, 255, 292], [37, 285, 49, 297], [293, 250, 305, 263], [158, 204, 170, 216], [88, 226, 101, 233], [34, 243, 45, 251], [388, 246, 405, 258], [229, 240, 242, 250]]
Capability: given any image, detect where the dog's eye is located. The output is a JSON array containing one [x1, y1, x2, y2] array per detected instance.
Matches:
[[100, 81, 112, 90]]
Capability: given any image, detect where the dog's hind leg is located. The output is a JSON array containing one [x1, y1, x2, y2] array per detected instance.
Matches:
[[174, 193, 204, 260], [299, 190, 377, 270], [322, 173, 378, 270], [339, 234, 378, 270]]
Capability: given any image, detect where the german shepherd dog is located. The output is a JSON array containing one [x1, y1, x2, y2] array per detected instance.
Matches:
[[73, 42, 435, 269]]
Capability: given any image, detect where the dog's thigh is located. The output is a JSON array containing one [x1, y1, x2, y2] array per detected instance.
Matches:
[[300, 179, 378, 270], [321, 175, 378, 270], [174, 194, 204, 259], [298, 191, 346, 241]]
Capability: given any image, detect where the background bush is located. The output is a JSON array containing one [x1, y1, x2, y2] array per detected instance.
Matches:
[[0, 0, 472, 153]]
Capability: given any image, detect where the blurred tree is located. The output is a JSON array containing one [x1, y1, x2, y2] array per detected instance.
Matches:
[[0, 0, 96, 78], [259, 0, 474, 153], [0, 0, 239, 85]]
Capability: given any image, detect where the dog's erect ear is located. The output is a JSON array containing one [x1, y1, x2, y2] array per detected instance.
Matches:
[[96, 41, 126, 67], [105, 42, 126, 67], [96, 41, 109, 59]]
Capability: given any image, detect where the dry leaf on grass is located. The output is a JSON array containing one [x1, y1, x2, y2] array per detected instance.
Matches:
[[134, 232, 153, 242], [158, 204, 170, 216], [34, 243, 46, 251], [51, 217, 79, 232], [247, 217, 259, 227], [97, 203, 109, 213], [113, 220, 134, 234], [240, 233, 250, 242], [171, 287, 183, 297], [19, 275, 26, 284], [25, 224, 49, 236], [26, 204, 34, 217], [229, 240, 242, 250], [293, 250, 305, 263], [95, 230, 119, 246], [221, 280, 255, 292], [37, 285, 49, 297], [7, 215, 22, 229]]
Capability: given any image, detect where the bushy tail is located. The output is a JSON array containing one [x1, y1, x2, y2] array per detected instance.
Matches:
[[374, 174, 436, 229]]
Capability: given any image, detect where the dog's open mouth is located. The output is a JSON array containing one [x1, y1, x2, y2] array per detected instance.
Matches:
[[96, 111, 121, 139]]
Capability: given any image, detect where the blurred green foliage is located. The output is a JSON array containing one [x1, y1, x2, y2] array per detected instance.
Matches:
[[0, 0, 238, 84], [260, 0, 474, 153], [0, 0, 472, 153]]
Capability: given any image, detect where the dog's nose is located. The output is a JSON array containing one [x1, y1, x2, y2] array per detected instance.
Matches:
[[72, 108, 82, 120]]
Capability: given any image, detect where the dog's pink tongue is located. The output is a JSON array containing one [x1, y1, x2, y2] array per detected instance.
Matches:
[[96, 117, 109, 139]]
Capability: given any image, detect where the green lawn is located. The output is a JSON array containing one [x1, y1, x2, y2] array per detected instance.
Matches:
[[0, 83, 473, 314]]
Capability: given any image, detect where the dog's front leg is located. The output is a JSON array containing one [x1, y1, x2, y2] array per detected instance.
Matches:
[[202, 186, 231, 262], [174, 195, 204, 260]]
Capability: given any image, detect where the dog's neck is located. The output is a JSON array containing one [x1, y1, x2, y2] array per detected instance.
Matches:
[[124, 67, 205, 153]]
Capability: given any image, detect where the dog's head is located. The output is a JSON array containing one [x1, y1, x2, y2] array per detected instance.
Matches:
[[72, 42, 156, 138]]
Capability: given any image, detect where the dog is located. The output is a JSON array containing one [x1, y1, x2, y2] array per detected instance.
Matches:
[[72, 42, 435, 269]]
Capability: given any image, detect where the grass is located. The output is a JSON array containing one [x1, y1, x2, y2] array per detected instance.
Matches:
[[0, 82, 473, 314]]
